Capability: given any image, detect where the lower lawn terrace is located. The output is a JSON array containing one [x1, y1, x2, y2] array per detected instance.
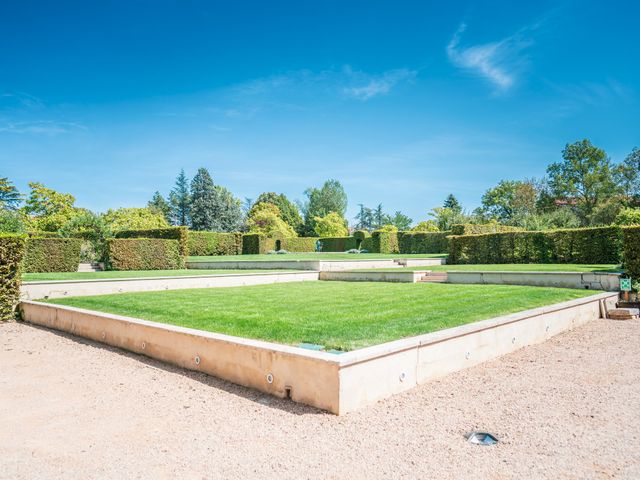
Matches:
[[46, 281, 599, 351]]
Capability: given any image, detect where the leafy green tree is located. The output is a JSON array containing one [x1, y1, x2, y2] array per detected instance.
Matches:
[[102, 207, 169, 232], [376, 224, 398, 233], [247, 202, 296, 237], [389, 211, 412, 230], [0, 177, 22, 210], [443, 194, 462, 213], [190, 168, 218, 231], [614, 147, 640, 203], [253, 192, 302, 233], [169, 169, 191, 226], [23, 182, 78, 231], [411, 220, 439, 232], [429, 206, 470, 231], [147, 191, 171, 223], [59, 211, 110, 261], [615, 207, 640, 225], [301, 179, 347, 235], [0, 209, 27, 233], [210, 185, 245, 232], [313, 212, 349, 237], [547, 139, 617, 225], [355, 204, 374, 230], [481, 180, 537, 224]]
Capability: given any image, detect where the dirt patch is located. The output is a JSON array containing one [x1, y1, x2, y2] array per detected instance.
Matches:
[[1, 318, 639, 479]]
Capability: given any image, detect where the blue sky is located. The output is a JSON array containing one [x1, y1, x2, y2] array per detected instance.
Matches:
[[1, 0, 638, 223]]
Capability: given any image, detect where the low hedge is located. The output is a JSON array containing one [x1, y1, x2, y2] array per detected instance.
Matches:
[[188, 232, 242, 256], [622, 227, 640, 279], [319, 236, 357, 252], [398, 231, 450, 254], [0, 234, 26, 321], [450, 224, 521, 235], [107, 238, 184, 270], [449, 226, 622, 265], [23, 238, 82, 272], [115, 227, 189, 256]]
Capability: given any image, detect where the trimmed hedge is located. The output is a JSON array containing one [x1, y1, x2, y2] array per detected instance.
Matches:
[[449, 226, 622, 265], [319, 236, 357, 252], [188, 232, 242, 256], [242, 235, 321, 254], [23, 238, 82, 272], [398, 231, 450, 254], [622, 227, 640, 279], [107, 238, 184, 270], [115, 227, 189, 256], [281, 237, 319, 252], [0, 234, 26, 321], [450, 224, 521, 236], [362, 231, 399, 254]]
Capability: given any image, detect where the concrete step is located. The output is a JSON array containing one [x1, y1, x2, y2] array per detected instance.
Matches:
[[418, 272, 448, 283], [77, 263, 103, 273]]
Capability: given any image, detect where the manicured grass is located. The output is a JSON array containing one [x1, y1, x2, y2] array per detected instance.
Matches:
[[187, 253, 447, 262], [352, 263, 622, 273], [46, 282, 599, 351], [22, 269, 287, 282]]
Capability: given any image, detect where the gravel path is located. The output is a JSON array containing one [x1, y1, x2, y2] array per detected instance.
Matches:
[[1, 319, 639, 479]]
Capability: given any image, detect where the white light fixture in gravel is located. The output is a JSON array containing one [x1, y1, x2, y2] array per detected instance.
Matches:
[[466, 431, 499, 445]]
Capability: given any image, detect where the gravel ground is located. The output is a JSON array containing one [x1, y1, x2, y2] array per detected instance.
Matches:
[[1, 319, 639, 479]]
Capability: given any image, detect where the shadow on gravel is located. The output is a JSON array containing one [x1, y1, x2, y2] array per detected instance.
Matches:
[[21, 321, 326, 417]]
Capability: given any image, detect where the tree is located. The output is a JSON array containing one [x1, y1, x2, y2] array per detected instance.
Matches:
[[147, 191, 171, 223], [376, 224, 398, 232], [615, 207, 640, 225], [253, 192, 302, 233], [190, 168, 218, 231], [211, 185, 245, 232], [102, 207, 169, 232], [429, 206, 470, 231], [389, 211, 412, 230], [481, 180, 537, 224], [443, 194, 462, 213], [411, 220, 439, 232], [313, 212, 349, 237], [247, 202, 296, 237], [169, 169, 191, 226], [372, 204, 392, 229], [0, 177, 22, 210], [547, 139, 617, 225], [0, 209, 27, 233], [23, 182, 78, 231], [59, 211, 110, 262], [301, 179, 347, 235], [355, 204, 374, 230], [614, 147, 640, 203]]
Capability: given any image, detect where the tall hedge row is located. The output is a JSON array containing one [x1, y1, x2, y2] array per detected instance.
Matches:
[[450, 224, 522, 235], [107, 238, 184, 270], [188, 232, 242, 256], [115, 227, 189, 256], [23, 238, 83, 272], [280, 237, 318, 252], [398, 231, 450, 254], [319, 236, 357, 252], [622, 226, 640, 279], [0, 234, 26, 321], [449, 226, 622, 265]]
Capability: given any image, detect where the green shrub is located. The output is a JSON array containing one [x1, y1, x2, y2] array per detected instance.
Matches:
[[280, 237, 318, 252], [23, 238, 82, 272], [398, 231, 450, 253], [188, 231, 242, 256], [449, 226, 622, 265], [115, 227, 189, 256], [107, 238, 184, 270], [374, 231, 399, 253], [450, 223, 521, 235], [0, 234, 26, 321], [623, 227, 640, 279], [319, 237, 357, 252]]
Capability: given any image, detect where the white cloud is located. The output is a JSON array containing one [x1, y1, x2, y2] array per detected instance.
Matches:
[[446, 23, 532, 92], [342, 68, 417, 100], [0, 120, 87, 135]]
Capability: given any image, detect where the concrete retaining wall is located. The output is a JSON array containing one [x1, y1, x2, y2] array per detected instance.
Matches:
[[447, 271, 621, 291], [20, 292, 616, 414], [319, 271, 423, 283], [397, 258, 446, 267], [187, 259, 403, 271], [20, 271, 319, 300]]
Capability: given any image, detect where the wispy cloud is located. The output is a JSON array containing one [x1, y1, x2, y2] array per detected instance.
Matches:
[[446, 23, 533, 92], [549, 78, 634, 107], [0, 91, 46, 110], [341, 67, 417, 100], [0, 120, 87, 135]]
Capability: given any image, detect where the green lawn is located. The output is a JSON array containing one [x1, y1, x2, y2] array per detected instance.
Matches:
[[188, 253, 447, 262], [352, 263, 622, 273], [22, 269, 287, 282], [46, 282, 599, 351]]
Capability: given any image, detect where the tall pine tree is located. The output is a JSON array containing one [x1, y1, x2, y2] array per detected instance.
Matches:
[[190, 168, 217, 230], [147, 191, 171, 223], [169, 169, 191, 226]]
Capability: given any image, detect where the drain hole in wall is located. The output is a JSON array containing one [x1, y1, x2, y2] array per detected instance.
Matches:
[[284, 386, 292, 399]]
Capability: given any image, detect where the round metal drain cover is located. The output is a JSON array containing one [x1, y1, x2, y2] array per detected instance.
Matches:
[[467, 431, 499, 445]]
